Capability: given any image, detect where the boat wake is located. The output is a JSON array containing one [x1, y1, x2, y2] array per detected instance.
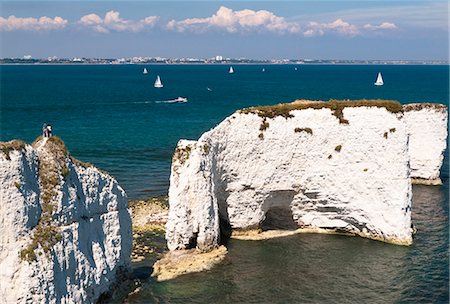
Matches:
[[155, 100, 178, 104], [155, 97, 188, 104], [130, 101, 154, 104], [94, 98, 187, 105]]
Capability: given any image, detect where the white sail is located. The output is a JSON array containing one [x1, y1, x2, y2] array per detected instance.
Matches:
[[374, 72, 384, 86], [143, 68, 148, 74], [229, 66, 234, 74], [262, 68, 265, 72], [154, 75, 163, 88]]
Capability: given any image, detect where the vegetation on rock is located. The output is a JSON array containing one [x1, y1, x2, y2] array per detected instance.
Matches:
[[202, 144, 210, 155], [129, 197, 168, 264], [0, 140, 26, 160], [294, 128, 313, 135], [20, 136, 68, 262], [173, 145, 192, 165], [240, 99, 403, 123], [403, 103, 448, 112], [259, 118, 270, 131]]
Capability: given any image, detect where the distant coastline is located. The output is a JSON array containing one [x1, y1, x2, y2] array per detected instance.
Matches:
[[1, 58, 448, 66]]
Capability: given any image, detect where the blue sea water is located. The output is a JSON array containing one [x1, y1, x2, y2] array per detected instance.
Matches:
[[1, 64, 448, 199], [1, 64, 449, 303], [128, 185, 448, 304]]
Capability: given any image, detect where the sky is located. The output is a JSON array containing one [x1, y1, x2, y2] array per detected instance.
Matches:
[[0, 1, 448, 60]]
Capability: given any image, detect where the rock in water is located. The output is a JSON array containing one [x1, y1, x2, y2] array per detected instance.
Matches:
[[403, 103, 448, 185], [166, 100, 447, 252], [0, 137, 132, 303]]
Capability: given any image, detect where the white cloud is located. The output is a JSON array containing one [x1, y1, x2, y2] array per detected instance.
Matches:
[[78, 10, 159, 33], [166, 7, 397, 37], [79, 14, 102, 25], [303, 19, 359, 37], [166, 6, 300, 34], [363, 22, 397, 30], [0, 15, 68, 31]]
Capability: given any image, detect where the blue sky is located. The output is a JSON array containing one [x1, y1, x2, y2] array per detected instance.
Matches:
[[0, 1, 448, 60]]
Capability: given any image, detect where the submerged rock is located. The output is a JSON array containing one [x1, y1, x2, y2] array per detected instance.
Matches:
[[152, 245, 228, 281], [0, 137, 132, 303]]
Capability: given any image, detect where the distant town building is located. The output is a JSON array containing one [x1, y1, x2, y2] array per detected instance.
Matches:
[[215, 55, 223, 61], [23, 55, 32, 60]]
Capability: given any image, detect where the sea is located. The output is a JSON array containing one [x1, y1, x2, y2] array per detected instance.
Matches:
[[1, 64, 448, 303]]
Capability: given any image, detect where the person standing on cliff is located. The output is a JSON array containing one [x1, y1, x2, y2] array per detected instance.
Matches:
[[42, 123, 48, 137], [46, 124, 53, 137]]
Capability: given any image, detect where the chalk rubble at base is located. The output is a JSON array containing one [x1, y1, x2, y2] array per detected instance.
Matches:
[[166, 100, 448, 253], [0, 138, 132, 303]]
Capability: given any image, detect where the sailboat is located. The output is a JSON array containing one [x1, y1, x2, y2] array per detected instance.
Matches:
[[143, 68, 148, 74], [229, 66, 234, 74], [262, 68, 265, 72], [374, 72, 384, 86], [154, 75, 163, 88]]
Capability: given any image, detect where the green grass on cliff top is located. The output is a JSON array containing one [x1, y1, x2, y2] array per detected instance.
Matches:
[[240, 99, 404, 119]]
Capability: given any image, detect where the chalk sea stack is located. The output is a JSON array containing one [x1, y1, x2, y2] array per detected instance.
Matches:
[[166, 100, 448, 251], [403, 103, 448, 185]]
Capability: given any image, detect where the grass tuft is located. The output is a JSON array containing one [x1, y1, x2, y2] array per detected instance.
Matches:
[[0, 140, 26, 161], [259, 119, 270, 131], [61, 166, 70, 178], [294, 128, 313, 135], [173, 145, 192, 165], [202, 144, 210, 155], [403, 103, 447, 113]]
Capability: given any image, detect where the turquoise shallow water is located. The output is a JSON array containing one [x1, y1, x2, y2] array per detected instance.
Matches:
[[1, 64, 448, 198], [1, 64, 448, 303]]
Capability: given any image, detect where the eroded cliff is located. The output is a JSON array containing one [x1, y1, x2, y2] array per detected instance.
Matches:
[[0, 137, 132, 303], [403, 103, 448, 184], [166, 100, 419, 252]]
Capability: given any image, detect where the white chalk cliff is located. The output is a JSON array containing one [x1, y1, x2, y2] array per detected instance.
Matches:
[[167, 100, 425, 252], [0, 137, 132, 303], [403, 103, 448, 184]]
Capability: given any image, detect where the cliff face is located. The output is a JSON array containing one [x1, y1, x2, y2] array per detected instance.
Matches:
[[0, 137, 132, 303], [403, 103, 448, 184], [167, 100, 415, 251]]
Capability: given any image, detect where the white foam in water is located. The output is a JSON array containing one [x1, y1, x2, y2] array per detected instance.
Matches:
[[155, 99, 186, 104]]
